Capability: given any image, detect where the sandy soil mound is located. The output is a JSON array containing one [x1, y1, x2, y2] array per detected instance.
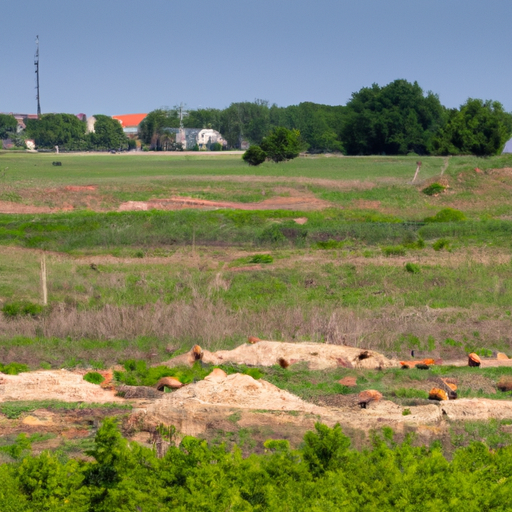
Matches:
[[193, 341, 397, 370], [151, 373, 320, 413], [441, 399, 512, 421], [0, 370, 122, 403]]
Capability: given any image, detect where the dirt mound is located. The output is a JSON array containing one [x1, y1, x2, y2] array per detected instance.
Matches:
[[189, 341, 398, 370], [0, 200, 54, 214], [150, 373, 320, 413], [0, 370, 122, 403], [441, 399, 512, 421]]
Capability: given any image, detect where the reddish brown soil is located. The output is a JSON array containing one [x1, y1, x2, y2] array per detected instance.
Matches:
[[117, 193, 331, 212]]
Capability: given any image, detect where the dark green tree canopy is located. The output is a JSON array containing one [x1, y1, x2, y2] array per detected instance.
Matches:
[[25, 113, 88, 150], [430, 98, 512, 156], [138, 108, 180, 147], [0, 114, 18, 139], [90, 115, 128, 150], [260, 126, 306, 163], [342, 79, 446, 155]]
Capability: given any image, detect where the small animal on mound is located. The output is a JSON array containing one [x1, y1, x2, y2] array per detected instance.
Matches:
[[247, 336, 261, 344], [192, 345, 203, 361], [278, 357, 290, 369], [357, 390, 382, 409]]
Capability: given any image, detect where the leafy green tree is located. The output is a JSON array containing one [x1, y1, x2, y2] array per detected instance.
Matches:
[[260, 126, 305, 162], [430, 98, 512, 156], [138, 108, 180, 148], [89, 115, 128, 150], [0, 114, 17, 139], [302, 423, 351, 476], [25, 114, 88, 150], [242, 145, 267, 166], [342, 79, 446, 155]]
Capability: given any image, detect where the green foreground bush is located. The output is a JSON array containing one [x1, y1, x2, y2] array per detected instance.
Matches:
[[1, 420, 512, 510]]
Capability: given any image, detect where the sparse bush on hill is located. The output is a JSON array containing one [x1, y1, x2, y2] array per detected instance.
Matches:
[[422, 182, 446, 196], [83, 372, 105, 385], [424, 208, 466, 223]]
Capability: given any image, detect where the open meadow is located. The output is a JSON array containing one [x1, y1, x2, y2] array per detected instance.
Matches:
[[2, 150, 512, 457]]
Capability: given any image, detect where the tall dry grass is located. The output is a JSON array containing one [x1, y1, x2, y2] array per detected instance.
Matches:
[[1, 298, 511, 365]]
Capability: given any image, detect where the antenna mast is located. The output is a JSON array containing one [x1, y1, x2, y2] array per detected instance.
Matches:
[[35, 35, 41, 116]]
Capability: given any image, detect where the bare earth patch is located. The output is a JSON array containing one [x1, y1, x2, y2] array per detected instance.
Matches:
[[118, 192, 331, 212]]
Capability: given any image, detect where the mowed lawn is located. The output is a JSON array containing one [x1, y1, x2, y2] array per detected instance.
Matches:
[[0, 152, 446, 186]]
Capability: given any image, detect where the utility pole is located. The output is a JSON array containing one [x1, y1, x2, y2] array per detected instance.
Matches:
[[35, 35, 41, 116]]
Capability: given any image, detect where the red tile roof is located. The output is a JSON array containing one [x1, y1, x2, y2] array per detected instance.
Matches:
[[112, 113, 147, 127]]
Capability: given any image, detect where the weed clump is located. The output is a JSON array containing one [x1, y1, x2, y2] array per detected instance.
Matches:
[[2, 301, 43, 318], [422, 183, 446, 196], [249, 254, 273, 264], [83, 372, 105, 385], [405, 263, 420, 273], [0, 362, 30, 375], [381, 245, 406, 257], [316, 240, 344, 249], [433, 238, 450, 251], [424, 208, 466, 223]]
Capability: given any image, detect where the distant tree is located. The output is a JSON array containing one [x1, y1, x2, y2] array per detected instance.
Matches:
[[242, 145, 267, 166], [89, 114, 128, 150], [138, 108, 180, 148], [25, 113, 87, 150], [342, 79, 446, 155], [430, 98, 512, 156], [0, 114, 17, 139], [260, 127, 306, 162]]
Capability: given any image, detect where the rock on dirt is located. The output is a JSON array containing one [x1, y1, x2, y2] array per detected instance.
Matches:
[[162, 341, 397, 370]]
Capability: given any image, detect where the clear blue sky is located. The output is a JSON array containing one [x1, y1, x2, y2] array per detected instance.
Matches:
[[2, 0, 511, 116]]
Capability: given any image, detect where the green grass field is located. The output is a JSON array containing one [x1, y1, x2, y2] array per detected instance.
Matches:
[[1, 151, 512, 367]]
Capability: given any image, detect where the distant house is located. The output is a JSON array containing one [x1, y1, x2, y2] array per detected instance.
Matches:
[[163, 127, 226, 150], [112, 113, 148, 137], [503, 137, 512, 154]]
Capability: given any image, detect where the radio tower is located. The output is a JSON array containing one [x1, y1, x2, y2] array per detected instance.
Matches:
[[34, 35, 41, 116]]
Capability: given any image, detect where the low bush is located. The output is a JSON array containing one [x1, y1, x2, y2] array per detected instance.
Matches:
[[405, 262, 420, 273], [249, 254, 273, 264], [83, 372, 105, 385], [393, 388, 429, 399], [316, 240, 344, 249], [0, 362, 30, 375], [424, 208, 466, 223], [242, 145, 267, 166], [433, 238, 450, 251], [422, 183, 446, 196], [381, 245, 406, 257], [2, 301, 43, 318]]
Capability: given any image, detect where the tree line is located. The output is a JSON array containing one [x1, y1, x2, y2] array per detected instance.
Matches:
[[0, 419, 512, 510], [2, 78, 512, 155], [139, 79, 512, 156]]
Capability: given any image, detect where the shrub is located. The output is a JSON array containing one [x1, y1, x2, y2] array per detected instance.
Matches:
[[405, 262, 420, 273], [316, 240, 344, 249], [210, 142, 222, 151], [393, 388, 429, 399], [249, 254, 273, 264], [433, 238, 450, 251], [381, 245, 406, 257], [422, 183, 446, 196], [0, 362, 30, 375], [2, 301, 43, 318], [424, 208, 466, 223], [258, 224, 286, 244], [83, 372, 105, 385], [242, 145, 267, 166]]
